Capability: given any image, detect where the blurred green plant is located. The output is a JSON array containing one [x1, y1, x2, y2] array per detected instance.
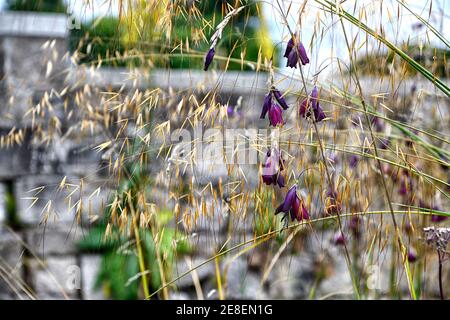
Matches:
[[69, 17, 128, 67], [353, 45, 449, 78], [69, 0, 276, 70], [6, 0, 66, 13], [78, 211, 190, 300]]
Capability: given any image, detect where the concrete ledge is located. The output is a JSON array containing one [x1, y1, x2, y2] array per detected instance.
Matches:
[[0, 12, 68, 38], [68, 67, 270, 95]]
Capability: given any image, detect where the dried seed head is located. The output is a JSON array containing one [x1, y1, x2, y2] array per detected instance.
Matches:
[[423, 227, 450, 254]]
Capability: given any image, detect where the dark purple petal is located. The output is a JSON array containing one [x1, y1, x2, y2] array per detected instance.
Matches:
[[301, 202, 310, 220], [274, 203, 284, 215], [260, 94, 272, 119], [204, 48, 215, 71], [407, 250, 417, 263], [298, 41, 309, 65], [299, 99, 308, 117], [333, 232, 346, 246], [268, 103, 283, 127], [371, 117, 384, 132], [262, 174, 275, 185], [281, 185, 297, 213], [286, 49, 299, 68], [310, 87, 319, 109], [227, 105, 235, 117], [379, 138, 390, 150], [273, 89, 289, 110], [398, 177, 408, 195], [313, 105, 326, 122], [278, 153, 285, 171], [431, 214, 448, 223], [290, 196, 301, 222], [276, 173, 285, 188], [283, 37, 294, 58], [349, 155, 359, 168]]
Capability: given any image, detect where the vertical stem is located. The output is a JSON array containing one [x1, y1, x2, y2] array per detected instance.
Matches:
[[215, 257, 224, 300], [438, 251, 444, 300], [132, 215, 150, 299]]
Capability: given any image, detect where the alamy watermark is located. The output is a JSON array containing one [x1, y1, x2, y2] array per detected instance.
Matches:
[[167, 125, 281, 173]]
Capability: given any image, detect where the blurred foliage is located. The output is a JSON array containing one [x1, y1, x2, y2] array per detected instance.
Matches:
[[254, 188, 278, 236], [69, 0, 275, 69], [69, 17, 128, 67], [78, 209, 190, 300], [354, 45, 449, 78], [6, 0, 66, 13]]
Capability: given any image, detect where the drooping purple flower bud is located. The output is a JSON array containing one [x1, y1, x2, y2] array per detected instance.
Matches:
[[371, 116, 384, 132], [407, 250, 417, 263], [333, 232, 346, 246], [379, 138, 390, 150], [204, 48, 215, 71], [285, 38, 309, 68], [299, 98, 308, 118], [298, 41, 310, 65], [275, 185, 309, 223], [260, 94, 272, 119], [431, 206, 448, 222], [404, 219, 413, 234], [299, 86, 326, 122], [349, 155, 359, 168], [227, 105, 235, 117], [431, 215, 448, 222], [262, 149, 285, 188], [349, 215, 362, 236], [272, 88, 289, 110], [310, 87, 325, 122], [398, 175, 409, 195], [268, 103, 283, 127], [283, 36, 294, 58], [313, 105, 326, 122], [286, 49, 299, 68]]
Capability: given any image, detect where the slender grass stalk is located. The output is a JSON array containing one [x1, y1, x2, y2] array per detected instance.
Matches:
[[215, 257, 224, 300], [132, 215, 150, 299], [335, 3, 417, 299]]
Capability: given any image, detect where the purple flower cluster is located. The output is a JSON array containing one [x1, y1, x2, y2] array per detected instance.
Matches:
[[260, 87, 289, 127], [284, 35, 309, 68], [262, 149, 285, 188], [299, 86, 326, 122], [262, 36, 313, 225], [275, 185, 310, 222]]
